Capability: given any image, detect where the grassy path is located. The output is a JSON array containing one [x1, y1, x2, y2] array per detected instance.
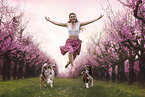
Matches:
[[0, 77, 145, 97]]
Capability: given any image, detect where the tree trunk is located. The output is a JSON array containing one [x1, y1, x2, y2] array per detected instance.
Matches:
[[94, 67, 99, 80], [129, 56, 135, 84], [100, 68, 105, 80], [0, 63, 2, 75], [117, 60, 126, 83], [36, 68, 41, 77], [139, 52, 145, 86], [106, 70, 110, 82], [112, 65, 116, 83], [24, 65, 31, 78], [17, 64, 23, 80], [12, 60, 18, 80], [2, 54, 11, 81]]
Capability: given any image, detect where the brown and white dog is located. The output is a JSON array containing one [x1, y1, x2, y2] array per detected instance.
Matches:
[[81, 65, 93, 88], [40, 63, 55, 88]]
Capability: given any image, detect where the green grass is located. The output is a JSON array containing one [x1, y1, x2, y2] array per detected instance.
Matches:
[[0, 77, 145, 97]]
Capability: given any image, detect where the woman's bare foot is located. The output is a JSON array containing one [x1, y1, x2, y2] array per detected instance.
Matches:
[[71, 66, 75, 72]]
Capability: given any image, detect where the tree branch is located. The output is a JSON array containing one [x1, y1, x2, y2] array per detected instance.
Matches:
[[118, 0, 133, 8], [133, 0, 145, 23]]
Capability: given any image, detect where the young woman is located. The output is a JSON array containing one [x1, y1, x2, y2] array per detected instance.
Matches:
[[45, 13, 103, 71]]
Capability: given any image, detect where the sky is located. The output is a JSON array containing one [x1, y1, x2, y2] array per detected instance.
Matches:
[[8, 0, 124, 74]]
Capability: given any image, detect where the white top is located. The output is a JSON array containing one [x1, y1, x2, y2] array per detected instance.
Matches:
[[68, 22, 80, 36]]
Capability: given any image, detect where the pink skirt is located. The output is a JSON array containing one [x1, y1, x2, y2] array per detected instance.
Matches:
[[60, 38, 82, 55]]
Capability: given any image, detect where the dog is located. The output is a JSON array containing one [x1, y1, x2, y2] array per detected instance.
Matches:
[[40, 63, 55, 88], [81, 65, 93, 88]]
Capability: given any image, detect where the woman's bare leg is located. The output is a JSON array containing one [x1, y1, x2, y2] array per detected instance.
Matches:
[[65, 51, 78, 68], [70, 51, 79, 71], [65, 61, 70, 68], [68, 52, 74, 67], [73, 51, 78, 60]]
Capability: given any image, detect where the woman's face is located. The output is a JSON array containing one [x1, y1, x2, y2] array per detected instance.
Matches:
[[70, 15, 76, 22]]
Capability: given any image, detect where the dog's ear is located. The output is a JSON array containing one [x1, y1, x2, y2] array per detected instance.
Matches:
[[43, 63, 47, 67], [49, 64, 55, 69], [81, 71, 85, 75], [83, 65, 86, 69], [81, 71, 83, 75]]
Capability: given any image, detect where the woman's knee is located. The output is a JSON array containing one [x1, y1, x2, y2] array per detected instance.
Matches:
[[68, 52, 73, 56], [68, 52, 73, 59], [68, 51, 72, 54]]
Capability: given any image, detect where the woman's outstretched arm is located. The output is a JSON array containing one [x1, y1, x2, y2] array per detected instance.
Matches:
[[45, 16, 67, 27], [80, 14, 104, 26]]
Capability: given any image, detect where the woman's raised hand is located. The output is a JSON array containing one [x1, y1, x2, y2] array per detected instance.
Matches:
[[99, 14, 104, 18], [45, 16, 50, 21]]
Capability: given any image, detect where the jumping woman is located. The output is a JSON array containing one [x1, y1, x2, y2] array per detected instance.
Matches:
[[45, 13, 103, 71]]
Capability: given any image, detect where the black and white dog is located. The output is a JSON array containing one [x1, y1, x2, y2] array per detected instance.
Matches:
[[40, 63, 55, 88], [81, 65, 93, 88]]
